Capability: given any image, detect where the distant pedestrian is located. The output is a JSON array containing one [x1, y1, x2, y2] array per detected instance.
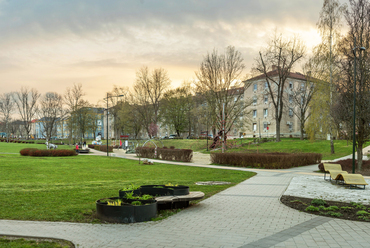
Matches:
[[75, 143, 79, 153]]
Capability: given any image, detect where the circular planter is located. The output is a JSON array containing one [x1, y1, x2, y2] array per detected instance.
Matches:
[[96, 197, 157, 223], [118, 189, 141, 198], [166, 185, 189, 196], [140, 185, 169, 196]]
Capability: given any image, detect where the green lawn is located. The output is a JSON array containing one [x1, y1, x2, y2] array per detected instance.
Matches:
[[0, 237, 71, 248], [225, 138, 363, 160], [0, 143, 254, 223]]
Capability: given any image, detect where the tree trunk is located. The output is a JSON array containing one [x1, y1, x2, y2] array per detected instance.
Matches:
[[300, 121, 304, 140], [357, 143, 363, 171], [275, 116, 281, 142]]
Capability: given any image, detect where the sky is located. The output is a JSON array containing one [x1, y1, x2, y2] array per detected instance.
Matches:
[[0, 0, 347, 105]]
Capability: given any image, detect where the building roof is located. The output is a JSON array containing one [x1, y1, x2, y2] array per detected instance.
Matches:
[[245, 69, 307, 82]]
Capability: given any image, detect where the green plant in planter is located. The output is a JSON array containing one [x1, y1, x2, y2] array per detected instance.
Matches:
[[107, 199, 122, 206], [131, 201, 142, 206], [121, 183, 139, 191], [140, 194, 153, 200], [125, 192, 135, 199], [165, 183, 178, 187]]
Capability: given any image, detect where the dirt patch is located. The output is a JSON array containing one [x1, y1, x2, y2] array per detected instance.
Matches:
[[281, 195, 370, 222]]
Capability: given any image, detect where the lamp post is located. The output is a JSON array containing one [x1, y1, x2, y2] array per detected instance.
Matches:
[[105, 93, 124, 157], [352, 37, 366, 174]]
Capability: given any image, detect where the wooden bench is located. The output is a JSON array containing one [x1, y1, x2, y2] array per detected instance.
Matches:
[[155, 191, 205, 210]]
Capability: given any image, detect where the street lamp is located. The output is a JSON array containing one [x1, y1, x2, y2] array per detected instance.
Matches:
[[352, 37, 366, 174], [105, 93, 124, 157]]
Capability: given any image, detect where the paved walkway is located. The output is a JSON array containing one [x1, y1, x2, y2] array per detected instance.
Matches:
[[2, 149, 370, 247]]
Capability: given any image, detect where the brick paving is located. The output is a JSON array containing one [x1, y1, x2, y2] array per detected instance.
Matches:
[[2, 150, 370, 247]]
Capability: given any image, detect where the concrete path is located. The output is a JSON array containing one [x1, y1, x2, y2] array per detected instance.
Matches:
[[2, 149, 370, 247]]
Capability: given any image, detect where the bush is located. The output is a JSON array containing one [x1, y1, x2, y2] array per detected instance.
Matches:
[[20, 148, 39, 156], [211, 152, 322, 169], [311, 199, 326, 206], [20, 149, 77, 157], [88, 144, 95, 149], [94, 145, 101, 150], [99, 145, 113, 152], [136, 147, 156, 159], [136, 147, 193, 162], [318, 159, 370, 173]]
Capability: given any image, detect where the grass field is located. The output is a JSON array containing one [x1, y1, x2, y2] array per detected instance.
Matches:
[[0, 142, 255, 223]]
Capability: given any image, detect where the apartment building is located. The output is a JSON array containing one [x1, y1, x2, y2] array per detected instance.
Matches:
[[243, 67, 309, 138]]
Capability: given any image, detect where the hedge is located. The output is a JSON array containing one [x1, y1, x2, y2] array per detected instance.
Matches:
[[211, 152, 322, 169], [91, 145, 113, 152], [20, 148, 77, 157], [318, 159, 370, 172], [136, 147, 193, 162]]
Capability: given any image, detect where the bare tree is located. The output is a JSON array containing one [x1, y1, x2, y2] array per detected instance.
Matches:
[[253, 33, 306, 142], [336, 0, 370, 171], [310, 0, 345, 153], [64, 83, 85, 144], [195, 46, 251, 150], [287, 64, 317, 140], [0, 93, 15, 142], [12, 87, 40, 139], [132, 66, 171, 138], [38, 92, 63, 142]]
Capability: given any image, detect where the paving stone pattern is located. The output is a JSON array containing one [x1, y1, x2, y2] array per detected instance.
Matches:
[[2, 151, 370, 247]]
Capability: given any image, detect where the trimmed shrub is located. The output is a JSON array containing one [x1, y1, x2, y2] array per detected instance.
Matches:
[[20, 148, 39, 156], [136, 147, 156, 159], [88, 144, 95, 149], [100, 145, 113, 152], [211, 152, 322, 169], [318, 159, 370, 173], [136, 147, 193, 162], [20, 148, 77, 157]]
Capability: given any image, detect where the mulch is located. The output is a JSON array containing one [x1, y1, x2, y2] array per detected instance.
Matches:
[[281, 195, 370, 222]]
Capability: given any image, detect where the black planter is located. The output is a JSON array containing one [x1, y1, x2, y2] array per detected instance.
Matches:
[[96, 197, 157, 223], [118, 189, 141, 198], [140, 185, 190, 196], [166, 185, 189, 196], [140, 185, 169, 196]]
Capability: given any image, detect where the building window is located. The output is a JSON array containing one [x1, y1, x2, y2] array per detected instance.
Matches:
[[253, 83, 257, 91], [263, 108, 268, 117], [97, 120, 102, 126], [288, 122, 293, 130], [263, 123, 268, 130], [289, 95, 293, 103], [253, 123, 257, 132], [265, 82, 268, 89], [289, 82, 293, 89], [253, 97, 257, 105], [289, 108, 293, 117], [301, 82, 305, 91], [264, 95, 268, 104], [253, 110, 257, 118]]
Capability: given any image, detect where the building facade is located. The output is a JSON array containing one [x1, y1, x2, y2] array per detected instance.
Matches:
[[243, 69, 309, 138]]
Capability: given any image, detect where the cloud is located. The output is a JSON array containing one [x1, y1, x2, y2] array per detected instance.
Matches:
[[0, 0, 331, 103]]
